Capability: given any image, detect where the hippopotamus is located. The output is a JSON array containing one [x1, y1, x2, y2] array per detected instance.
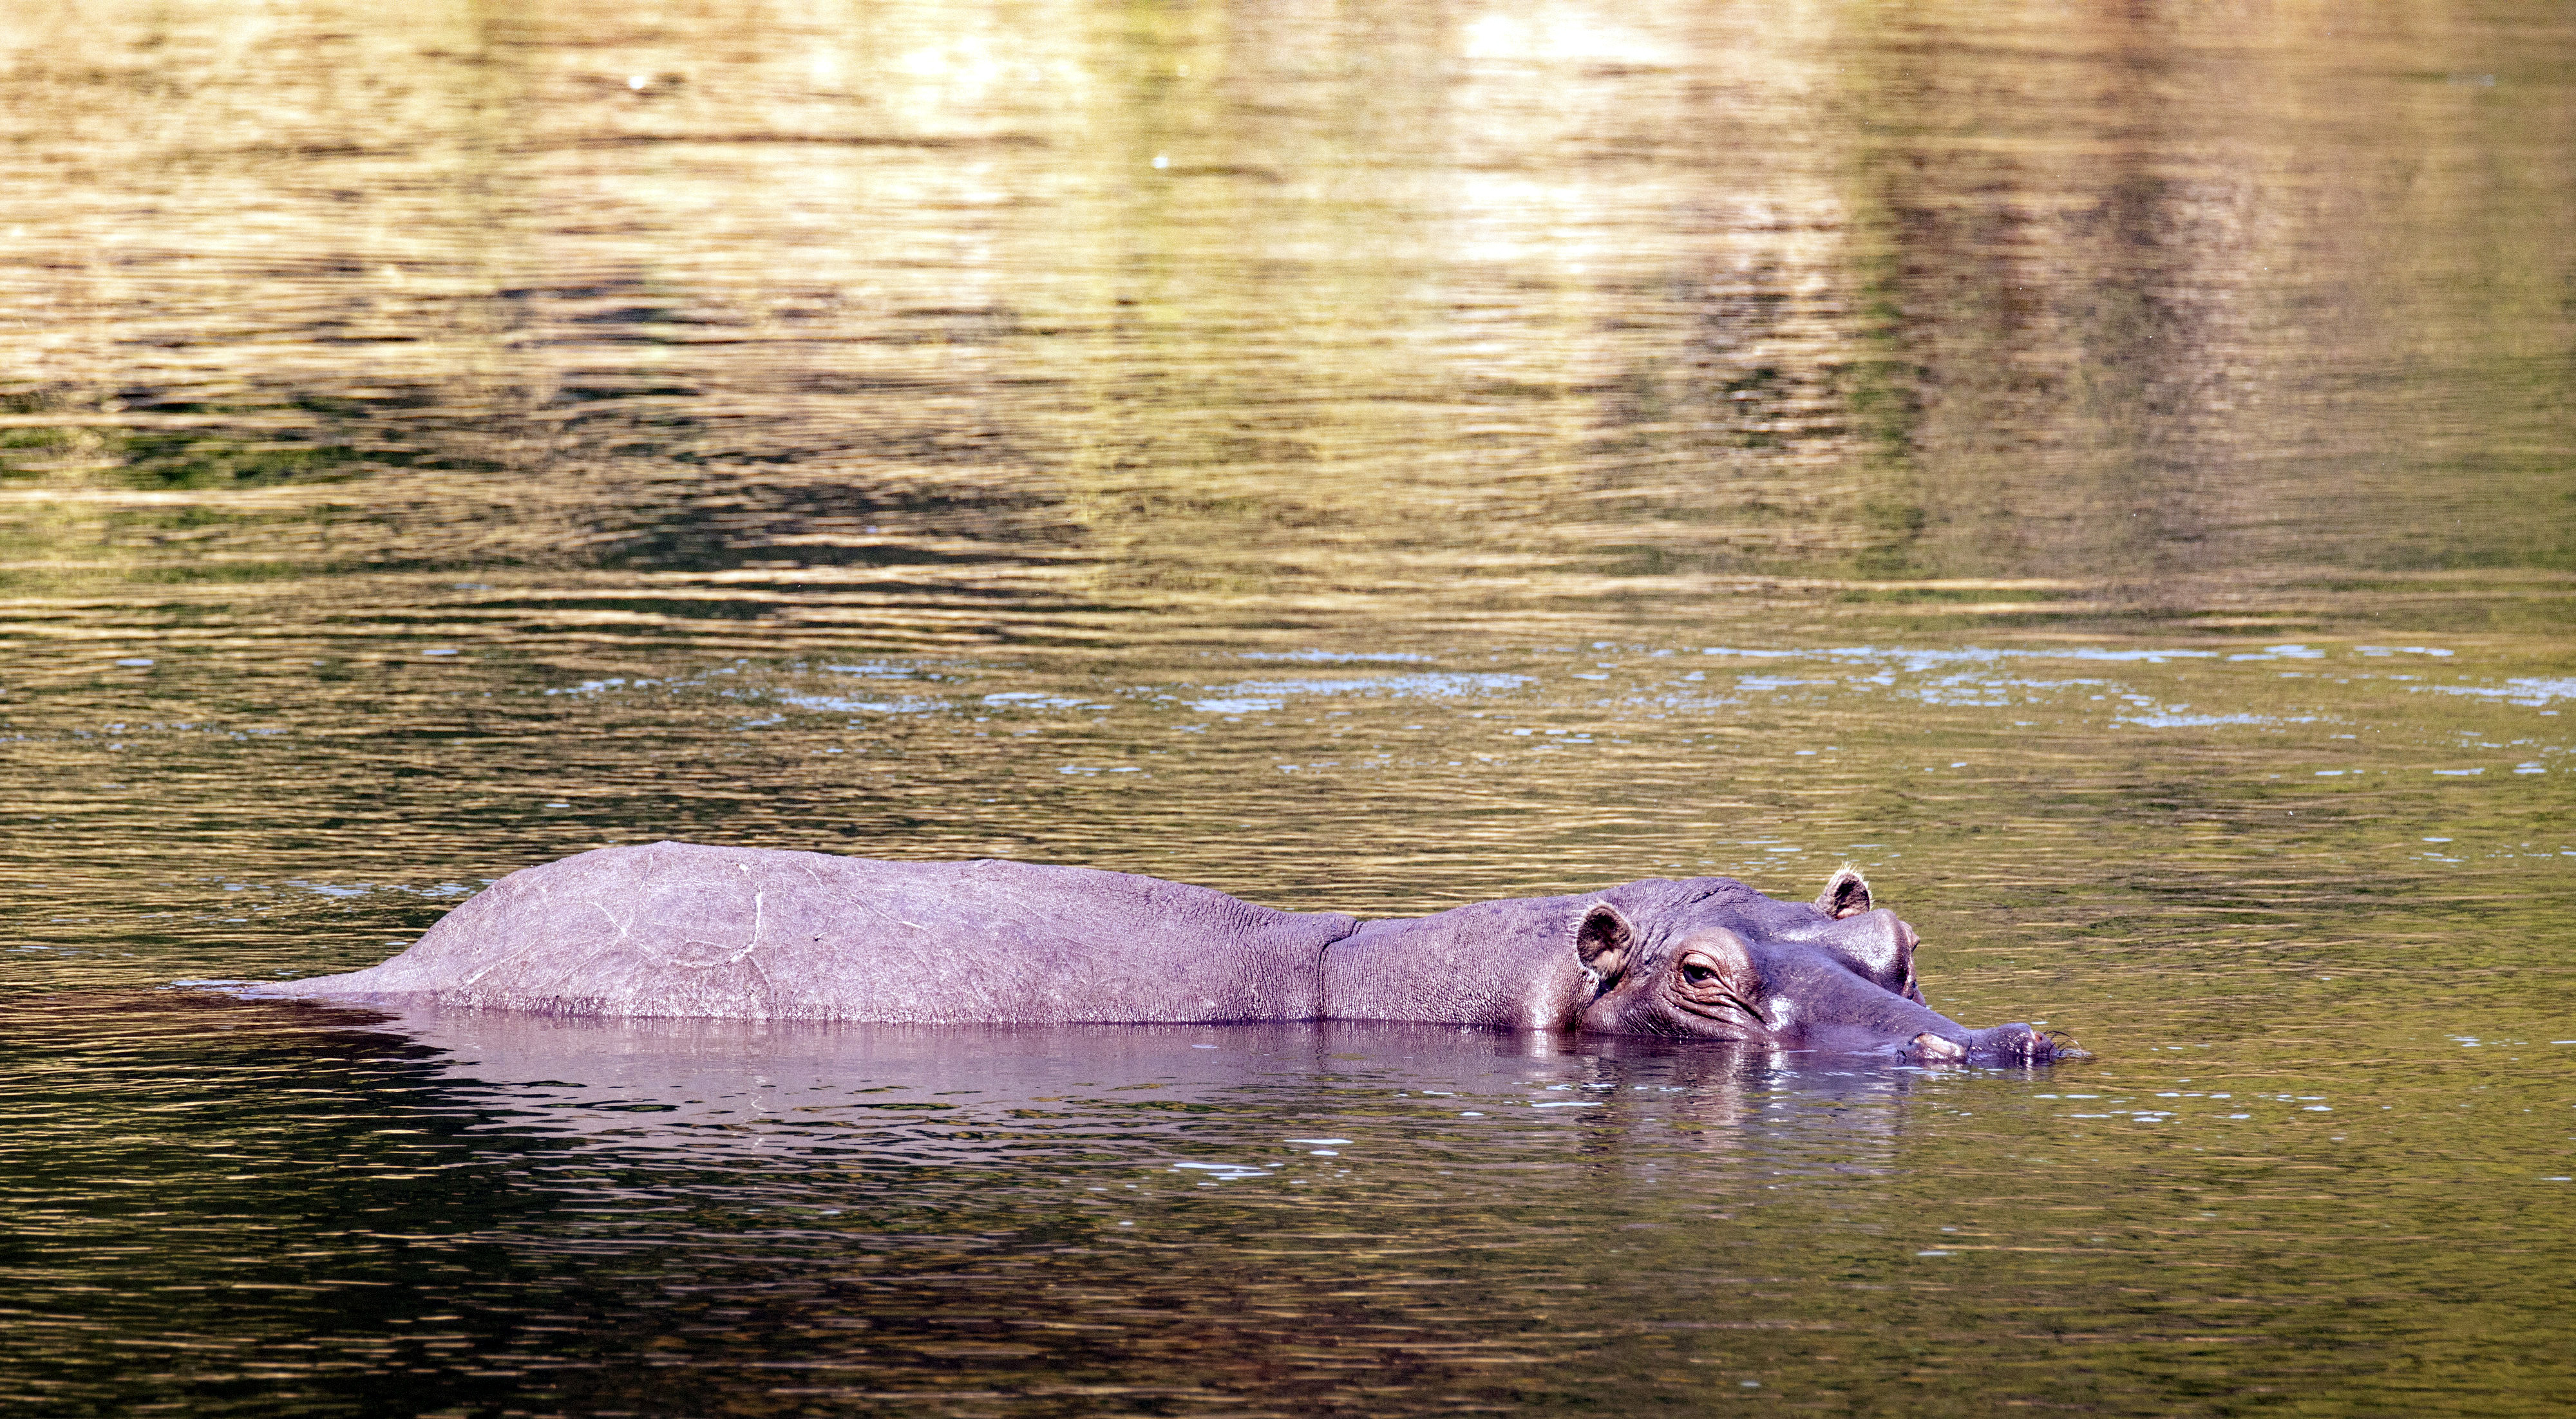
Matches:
[[258, 841, 2069, 1064]]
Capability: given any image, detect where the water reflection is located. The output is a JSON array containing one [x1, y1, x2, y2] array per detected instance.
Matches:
[[5, 991, 1955, 1414], [17, 987, 2567, 1414], [5, 0, 2569, 642], [6, 0, 2575, 1413], [338, 1006, 1923, 1169]]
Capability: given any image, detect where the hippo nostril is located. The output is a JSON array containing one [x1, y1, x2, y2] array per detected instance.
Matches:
[[1910, 1031, 1966, 1063]]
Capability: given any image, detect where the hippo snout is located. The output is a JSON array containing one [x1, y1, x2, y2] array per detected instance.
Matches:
[[1906, 1023, 2073, 1066], [1970, 1023, 2058, 1063]]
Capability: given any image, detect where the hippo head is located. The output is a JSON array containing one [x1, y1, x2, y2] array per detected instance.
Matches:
[[1570, 867, 2069, 1064]]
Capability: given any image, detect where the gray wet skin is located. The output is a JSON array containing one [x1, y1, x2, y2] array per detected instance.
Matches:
[[260, 841, 2066, 1065]]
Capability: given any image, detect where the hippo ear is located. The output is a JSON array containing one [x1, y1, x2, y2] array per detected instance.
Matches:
[[1815, 865, 1872, 919], [1573, 901, 1634, 986]]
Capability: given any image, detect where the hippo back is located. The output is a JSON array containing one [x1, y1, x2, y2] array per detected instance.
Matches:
[[263, 841, 1358, 1023]]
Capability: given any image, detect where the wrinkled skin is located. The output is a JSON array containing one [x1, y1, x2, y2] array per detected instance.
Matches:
[[256, 843, 2075, 1066], [1566, 873, 2065, 1065]]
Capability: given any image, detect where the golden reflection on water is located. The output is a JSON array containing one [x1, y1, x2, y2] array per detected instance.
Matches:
[[4, 2, 2575, 1414], [4, 0, 2570, 647]]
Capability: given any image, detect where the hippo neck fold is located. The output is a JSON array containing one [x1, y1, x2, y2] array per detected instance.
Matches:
[[1323, 877, 1767, 1030]]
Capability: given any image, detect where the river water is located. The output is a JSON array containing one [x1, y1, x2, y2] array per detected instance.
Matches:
[[4, 1, 2573, 1414]]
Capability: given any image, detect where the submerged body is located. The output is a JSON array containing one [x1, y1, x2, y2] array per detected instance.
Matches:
[[261, 841, 2067, 1064]]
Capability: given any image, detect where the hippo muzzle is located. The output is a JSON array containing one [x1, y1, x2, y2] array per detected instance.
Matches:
[[1904, 1023, 2066, 1066]]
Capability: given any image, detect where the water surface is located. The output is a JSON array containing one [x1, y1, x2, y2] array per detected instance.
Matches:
[[4, 1, 2573, 1413]]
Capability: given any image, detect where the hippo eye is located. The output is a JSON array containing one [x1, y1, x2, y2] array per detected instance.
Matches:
[[1681, 961, 1721, 986]]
